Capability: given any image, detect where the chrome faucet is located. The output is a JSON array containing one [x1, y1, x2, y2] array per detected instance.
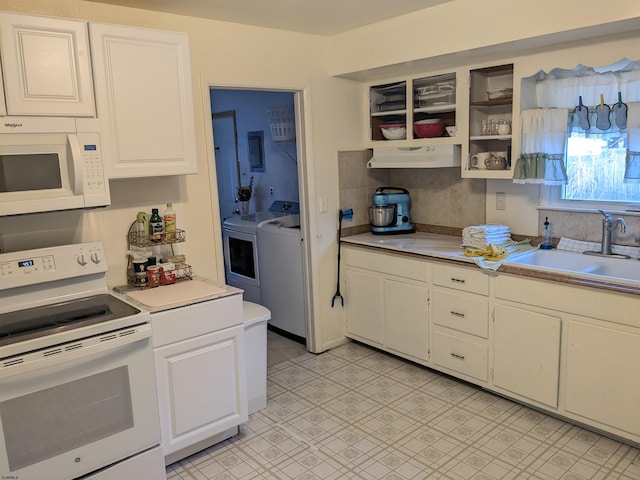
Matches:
[[584, 209, 630, 258]]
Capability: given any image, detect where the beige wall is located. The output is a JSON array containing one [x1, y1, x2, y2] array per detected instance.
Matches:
[[327, 0, 640, 78]]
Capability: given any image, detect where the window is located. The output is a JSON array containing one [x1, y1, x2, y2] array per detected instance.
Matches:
[[563, 130, 639, 203]]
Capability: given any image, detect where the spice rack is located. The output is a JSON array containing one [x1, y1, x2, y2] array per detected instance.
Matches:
[[126, 222, 192, 287]]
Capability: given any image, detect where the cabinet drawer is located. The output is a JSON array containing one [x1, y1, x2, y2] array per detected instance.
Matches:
[[433, 264, 489, 295], [431, 289, 489, 338], [151, 294, 243, 347], [343, 246, 430, 282], [431, 330, 488, 381]]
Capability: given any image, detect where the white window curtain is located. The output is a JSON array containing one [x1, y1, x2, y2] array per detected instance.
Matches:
[[513, 108, 569, 185], [627, 102, 640, 183], [514, 58, 640, 184]]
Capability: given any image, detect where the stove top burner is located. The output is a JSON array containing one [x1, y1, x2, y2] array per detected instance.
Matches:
[[0, 294, 140, 348]]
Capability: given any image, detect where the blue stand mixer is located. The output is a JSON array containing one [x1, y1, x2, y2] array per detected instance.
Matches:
[[369, 187, 415, 235]]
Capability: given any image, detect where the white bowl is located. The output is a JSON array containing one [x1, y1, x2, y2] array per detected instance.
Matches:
[[380, 126, 406, 140]]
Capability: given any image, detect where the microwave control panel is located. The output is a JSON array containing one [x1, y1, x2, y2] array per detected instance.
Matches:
[[77, 132, 109, 204]]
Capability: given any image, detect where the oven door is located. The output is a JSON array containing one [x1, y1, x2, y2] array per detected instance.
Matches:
[[0, 324, 161, 480], [223, 227, 259, 288]]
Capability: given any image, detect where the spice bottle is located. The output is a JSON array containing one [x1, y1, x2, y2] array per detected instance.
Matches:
[[149, 208, 164, 243], [163, 203, 176, 242]]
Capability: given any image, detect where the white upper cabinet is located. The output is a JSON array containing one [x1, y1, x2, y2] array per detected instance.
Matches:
[[0, 13, 95, 116], [89, 23, 197, 178]]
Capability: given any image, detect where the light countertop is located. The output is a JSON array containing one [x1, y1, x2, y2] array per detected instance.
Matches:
[[341, 232, 640, 296]]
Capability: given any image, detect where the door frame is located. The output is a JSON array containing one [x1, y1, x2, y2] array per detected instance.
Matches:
[[203, 82, 317, 353]]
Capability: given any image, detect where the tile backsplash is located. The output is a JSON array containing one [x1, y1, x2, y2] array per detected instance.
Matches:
[[338, 150, 640, 247], [338, 150, 486, 232]]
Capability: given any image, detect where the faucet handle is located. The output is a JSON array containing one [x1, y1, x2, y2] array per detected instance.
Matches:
[[598, 209, 613, 221]]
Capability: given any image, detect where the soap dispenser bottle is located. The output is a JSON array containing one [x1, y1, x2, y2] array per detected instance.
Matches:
[[540, 217, 553, 249]]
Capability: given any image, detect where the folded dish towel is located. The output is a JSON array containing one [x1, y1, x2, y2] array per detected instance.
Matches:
[[462, 224, 512, 250], [464, 239, 536, 271]]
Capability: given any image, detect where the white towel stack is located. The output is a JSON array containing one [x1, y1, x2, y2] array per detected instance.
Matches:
[[462, 224, 511, 249]]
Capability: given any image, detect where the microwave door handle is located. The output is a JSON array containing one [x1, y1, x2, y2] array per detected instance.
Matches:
[[68, 134, 84, 195]]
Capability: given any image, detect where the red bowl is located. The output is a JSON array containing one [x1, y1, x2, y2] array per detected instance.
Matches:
[[414, 122, 445, 138]]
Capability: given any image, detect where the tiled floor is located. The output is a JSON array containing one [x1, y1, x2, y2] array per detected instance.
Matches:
[[267, 329, 307, 367], [166, 341, 640, 480]]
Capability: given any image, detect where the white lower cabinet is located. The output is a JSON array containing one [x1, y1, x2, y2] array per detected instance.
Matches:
[[384, 277, 429, 361], [342, 245, 640, 445], [565, 317, 640, 437], [493, 303, 561, 408], [343, 246, 429, 362], [431, 264, 490, 382], [151, 294, 247, 464], [431, 330, 488, 381], [344, 268, 384, 345]]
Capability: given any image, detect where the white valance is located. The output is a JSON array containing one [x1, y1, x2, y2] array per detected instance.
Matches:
[[533, 58, 640, 109]]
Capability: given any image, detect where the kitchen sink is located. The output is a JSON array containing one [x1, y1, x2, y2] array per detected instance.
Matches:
[[506, 249, 640, 284]]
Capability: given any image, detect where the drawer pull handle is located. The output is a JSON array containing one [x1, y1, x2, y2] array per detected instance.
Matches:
[[451, 277, 466, 284], [450, 311, 465, 318], [450, 352, 465, 360]]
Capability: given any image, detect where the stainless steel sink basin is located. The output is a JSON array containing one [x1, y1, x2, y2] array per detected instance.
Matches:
[[506, 249, 640, 284]]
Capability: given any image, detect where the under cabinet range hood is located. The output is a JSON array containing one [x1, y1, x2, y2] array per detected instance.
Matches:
[[368, 145, 461, 168]]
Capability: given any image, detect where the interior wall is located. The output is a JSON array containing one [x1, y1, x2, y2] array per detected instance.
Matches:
[[327, 0, 640, 77]]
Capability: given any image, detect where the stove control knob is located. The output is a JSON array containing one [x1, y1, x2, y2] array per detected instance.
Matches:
[[77, 254, 88, 266], [91, 251, 101, 264]]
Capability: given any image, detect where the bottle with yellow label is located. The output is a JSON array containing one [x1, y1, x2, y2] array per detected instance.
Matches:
[[163, 203, 176, 242]]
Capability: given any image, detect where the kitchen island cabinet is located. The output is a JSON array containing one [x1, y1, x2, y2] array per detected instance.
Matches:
[[89, 23, 197, 178], [0, 12, 95, 116], [151, 293, 247, 465]]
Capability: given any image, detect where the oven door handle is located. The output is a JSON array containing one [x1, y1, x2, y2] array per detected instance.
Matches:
[[0, 324, 152, 380]]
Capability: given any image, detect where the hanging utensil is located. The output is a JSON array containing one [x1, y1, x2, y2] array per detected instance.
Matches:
[[612, 91, 628, 129], [331, 208, 352, 308], [595, 93, 611, 130], [574, 95, 590, 130]]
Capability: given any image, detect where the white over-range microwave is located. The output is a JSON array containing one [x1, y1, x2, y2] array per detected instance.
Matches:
[[0, 117, 110, 216]]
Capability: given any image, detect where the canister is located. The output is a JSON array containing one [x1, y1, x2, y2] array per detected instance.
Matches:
[[147, 265, 161, 287]]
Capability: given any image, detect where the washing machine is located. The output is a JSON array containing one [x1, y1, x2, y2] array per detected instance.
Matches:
[[222, 201, 299, 303], [257, 214, 306, 339]]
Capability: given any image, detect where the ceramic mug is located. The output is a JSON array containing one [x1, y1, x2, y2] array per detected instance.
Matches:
[[471, 152, 492, 169]]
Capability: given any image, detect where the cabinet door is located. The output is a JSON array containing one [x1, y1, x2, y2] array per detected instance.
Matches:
[[344, 268, 384, 345], [154, 325, 247, 457], [565, 319, 640, 436], [384, 278, 429, 361], [89, 23, 197, 178], [493, 304, 561, 407], [0, 13, 94, 116]]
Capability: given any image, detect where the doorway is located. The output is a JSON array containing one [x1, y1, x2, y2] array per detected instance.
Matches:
[[209, 88, 311, 351]]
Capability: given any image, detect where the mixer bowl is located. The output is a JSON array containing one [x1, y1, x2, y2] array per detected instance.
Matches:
[[369, 204, 397, 227]]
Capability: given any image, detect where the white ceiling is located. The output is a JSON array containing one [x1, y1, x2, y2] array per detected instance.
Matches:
[[85, 0, 450, 35]]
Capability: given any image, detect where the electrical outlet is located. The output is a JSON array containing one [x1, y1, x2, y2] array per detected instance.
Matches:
[[496, 192, 506, 210], [269, 186, 274, 197]]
